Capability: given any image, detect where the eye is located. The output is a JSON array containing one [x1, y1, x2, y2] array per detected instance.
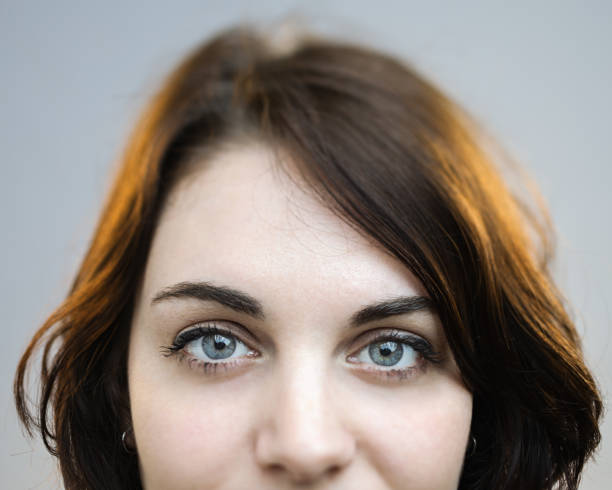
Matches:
[[347, 330, 441, 377], [161, 323, 259, 371], [356, 339, 418, 369], [183, 328, 251, 361]]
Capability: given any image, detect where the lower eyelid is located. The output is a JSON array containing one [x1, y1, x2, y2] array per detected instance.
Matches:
[[174, 349, 424, 382], [173, 350, 259, 375], [346, 361, 424, 384]]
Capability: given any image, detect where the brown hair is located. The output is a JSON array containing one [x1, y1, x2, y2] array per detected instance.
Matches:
[[14, 24, 602, 489]]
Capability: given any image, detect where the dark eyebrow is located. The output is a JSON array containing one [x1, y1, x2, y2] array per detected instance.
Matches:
[[151, 281, 264, 319], [151, 281, 434, 326], [349, 296, 435, 327]]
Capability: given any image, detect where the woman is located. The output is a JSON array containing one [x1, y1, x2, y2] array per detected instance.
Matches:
[[14, 24, 602, 489]]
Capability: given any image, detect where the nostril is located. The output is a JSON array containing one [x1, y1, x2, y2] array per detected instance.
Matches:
[[289, 465, 342, 485], [267, 463, 284, 474], [260, 452, 348, 484], [324, 464, 342, 481]]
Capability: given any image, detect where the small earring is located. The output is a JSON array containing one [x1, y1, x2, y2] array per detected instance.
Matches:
[[468, 435, 477, 457], [121, 427, 136, 454]]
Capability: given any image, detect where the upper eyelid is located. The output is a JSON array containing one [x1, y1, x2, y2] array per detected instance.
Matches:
[[177, 320, 258, 347], [350, 327, 435, 350], [174, 322, 435, 356]]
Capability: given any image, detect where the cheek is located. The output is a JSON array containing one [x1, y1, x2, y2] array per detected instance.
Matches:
[[129, 361, 255, 489], [349, 380, 472, 488]]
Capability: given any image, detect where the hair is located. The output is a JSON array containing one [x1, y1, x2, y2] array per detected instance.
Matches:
[[14, 23, 602, 489]]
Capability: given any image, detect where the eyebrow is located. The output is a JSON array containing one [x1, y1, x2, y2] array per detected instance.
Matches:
[[151, 281, 435, 327], [348, 295, 435, 326], [151, 281, 264, 319]]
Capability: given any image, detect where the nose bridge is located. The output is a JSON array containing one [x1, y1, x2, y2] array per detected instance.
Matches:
[[254, 349, 355, 482], [277, 353, 333, 437]]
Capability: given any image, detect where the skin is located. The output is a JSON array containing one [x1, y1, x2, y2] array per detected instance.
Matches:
[[128, 141, 473, 489]]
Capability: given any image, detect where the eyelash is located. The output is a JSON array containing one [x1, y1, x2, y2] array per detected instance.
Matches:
[[347, 329, 442, 381], [160, 322, 442, 381], [160, 324, 257, 375]]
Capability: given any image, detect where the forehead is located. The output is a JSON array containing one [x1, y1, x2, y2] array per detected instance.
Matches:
[[144, 142, 427, 309]]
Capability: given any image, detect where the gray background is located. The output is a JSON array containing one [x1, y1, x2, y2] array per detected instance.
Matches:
[[2, 1, 610, 488]]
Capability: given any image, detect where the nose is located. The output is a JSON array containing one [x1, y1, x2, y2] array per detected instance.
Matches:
[[254, 361, 356, 484]]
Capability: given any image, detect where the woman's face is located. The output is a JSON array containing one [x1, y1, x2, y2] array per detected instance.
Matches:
[[128, 142, 473, 489]]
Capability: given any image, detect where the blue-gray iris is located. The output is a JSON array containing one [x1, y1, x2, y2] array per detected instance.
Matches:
[[202, 334, 236, 359], [369, 340, 403, 366]]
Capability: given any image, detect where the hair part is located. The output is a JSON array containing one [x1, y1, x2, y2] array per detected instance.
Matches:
[[15, 24, 602, 489]]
